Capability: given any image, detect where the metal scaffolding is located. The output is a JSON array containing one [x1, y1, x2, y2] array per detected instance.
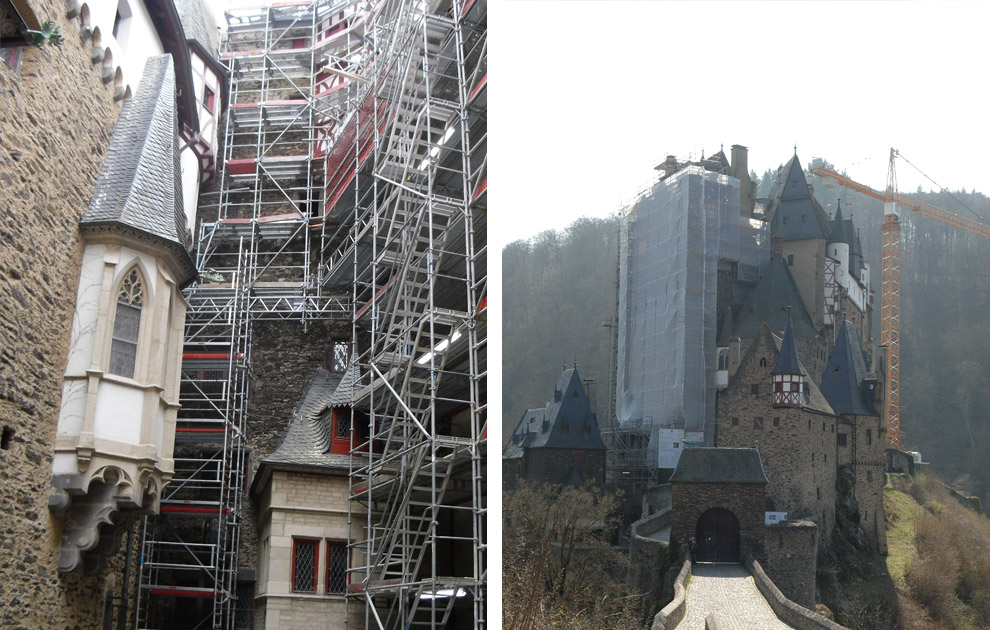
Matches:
[[338, 0, 487, 628], [136, 0, 486, 628]]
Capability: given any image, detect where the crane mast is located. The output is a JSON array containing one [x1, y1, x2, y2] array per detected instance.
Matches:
[[812, 150, 990, 450], [881, 149, 902, 449]]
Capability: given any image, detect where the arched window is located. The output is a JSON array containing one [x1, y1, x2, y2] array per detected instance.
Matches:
[[109, 268, 143, 377]]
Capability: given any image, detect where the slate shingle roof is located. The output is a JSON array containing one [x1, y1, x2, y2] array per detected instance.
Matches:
[[734, 324, 834, 416], [768, 155, 832, 241], [819, 320, 877, 416], [328, 351, 360, 407], [505, 368, 606, 452], [733, 256, 819, 340], [827, 202, 852, 246], [174, 0, 220, 59], [669, 447, 768, 484], [82, 56, 189, 249], [263, 369, 349, 468], [772, 314, 802, 375]]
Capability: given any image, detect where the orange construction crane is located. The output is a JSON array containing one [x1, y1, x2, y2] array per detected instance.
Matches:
[[810, 149, 990, 449]]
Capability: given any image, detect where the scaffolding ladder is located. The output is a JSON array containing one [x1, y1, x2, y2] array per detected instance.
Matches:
[[344, 0, 487, 628]]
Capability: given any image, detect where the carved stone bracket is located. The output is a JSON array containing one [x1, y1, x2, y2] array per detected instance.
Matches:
[[50, 464, 160, 573]]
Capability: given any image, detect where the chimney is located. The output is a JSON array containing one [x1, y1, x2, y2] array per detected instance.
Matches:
[[730, 144, 748, 177], [657, 155, 680, 179]]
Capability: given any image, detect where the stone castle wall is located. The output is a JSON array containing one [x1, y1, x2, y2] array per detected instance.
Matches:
[[716, 331, 836, 541], [763, 521, 818, 609], [517, 447, 605, 488], [239, 318, 350, 576], [670, 481, 766, 560], [849, 413, 886, 553], [0, 1, 135, 625]]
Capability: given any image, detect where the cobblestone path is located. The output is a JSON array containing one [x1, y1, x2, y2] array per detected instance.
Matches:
[[677, 563, 793, 629]]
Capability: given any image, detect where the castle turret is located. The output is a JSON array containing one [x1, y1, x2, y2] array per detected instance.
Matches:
[[772, 312, 804, 408], [827, 201, 851, 289]]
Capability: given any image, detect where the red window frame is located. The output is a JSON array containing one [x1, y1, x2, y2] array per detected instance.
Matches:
[[753, 417, 763, 430], [203, 86, 216, 113], [325, 541, 349, 594], [329, 408, 351, 455], [730, 417, 739, 426], [291, 538, 319, 593]]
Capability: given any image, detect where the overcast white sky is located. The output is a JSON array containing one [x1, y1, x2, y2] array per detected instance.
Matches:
[[488, 1, 990, 250]]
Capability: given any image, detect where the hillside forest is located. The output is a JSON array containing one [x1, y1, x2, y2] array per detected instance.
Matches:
[[502, 160, 990, 507]]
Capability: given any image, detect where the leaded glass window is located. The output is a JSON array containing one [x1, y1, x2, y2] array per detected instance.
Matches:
[[109, 269, 143, 377], [326, 542, 347, 594], [332, 341, 348, 372], [292, 539, 317, 592]]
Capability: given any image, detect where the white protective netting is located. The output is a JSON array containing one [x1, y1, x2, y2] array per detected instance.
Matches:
[[616, 167, 766, 464]]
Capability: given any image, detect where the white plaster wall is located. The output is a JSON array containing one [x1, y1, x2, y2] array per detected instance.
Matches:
[[89, 0, 164, 97], [65, 244, 106, 375], [56, 380, 88, 437], [180, 148, 200, 232], [94, 381, 144, 444]]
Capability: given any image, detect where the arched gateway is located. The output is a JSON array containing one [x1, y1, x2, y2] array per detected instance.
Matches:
[[669, 447, 769, 563], [696, 507, 740, 562]]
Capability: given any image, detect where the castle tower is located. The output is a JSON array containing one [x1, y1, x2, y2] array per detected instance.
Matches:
[[827, 200, 852, 289], [772, 312, 803, 408]]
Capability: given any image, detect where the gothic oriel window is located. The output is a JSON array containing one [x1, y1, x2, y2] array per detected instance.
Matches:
[[109, 269, 144, 378]]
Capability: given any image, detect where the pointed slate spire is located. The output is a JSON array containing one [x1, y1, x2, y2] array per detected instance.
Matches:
[[80, 55, 197, 285], [772, 310, 802, 376], [772, 310, 804, 408], [827, 200, 851, 245], [820, 320, 877, 416]]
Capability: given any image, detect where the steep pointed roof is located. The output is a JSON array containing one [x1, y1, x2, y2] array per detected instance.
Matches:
[[734, 324, 834, 415], [708, 148, 730, 171], [851, 228, 865, 277], [733, 256, 819, 339], [772, 313, 801, 375], [506, 368, 606, 451], [174, 0, 220, 60], [328, 351, 360, 407], [769, 154, 832, 241], [80, 55, 196, 284], [827, 201, 852, 246], [819, 321, 877, 416]]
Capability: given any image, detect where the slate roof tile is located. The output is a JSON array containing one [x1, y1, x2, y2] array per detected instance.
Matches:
[[81, 55, 190, 251], [819, 320, 877, 416], [669, 447, 768, 484]]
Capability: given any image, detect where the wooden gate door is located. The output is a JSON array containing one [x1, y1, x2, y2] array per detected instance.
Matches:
[[695, 508, 740, 563]]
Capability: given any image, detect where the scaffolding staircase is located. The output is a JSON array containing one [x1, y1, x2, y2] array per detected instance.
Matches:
[[135, 0, 485, 626], [346, 0, 487, 628]]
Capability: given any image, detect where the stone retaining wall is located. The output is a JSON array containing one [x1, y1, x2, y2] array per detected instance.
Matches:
[[745, 553, 849, 630], [650, 559, 691, 630], [631, 506, 671, 538]]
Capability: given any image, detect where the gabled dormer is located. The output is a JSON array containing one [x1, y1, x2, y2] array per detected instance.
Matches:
[[772, 313, 803, 408]]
